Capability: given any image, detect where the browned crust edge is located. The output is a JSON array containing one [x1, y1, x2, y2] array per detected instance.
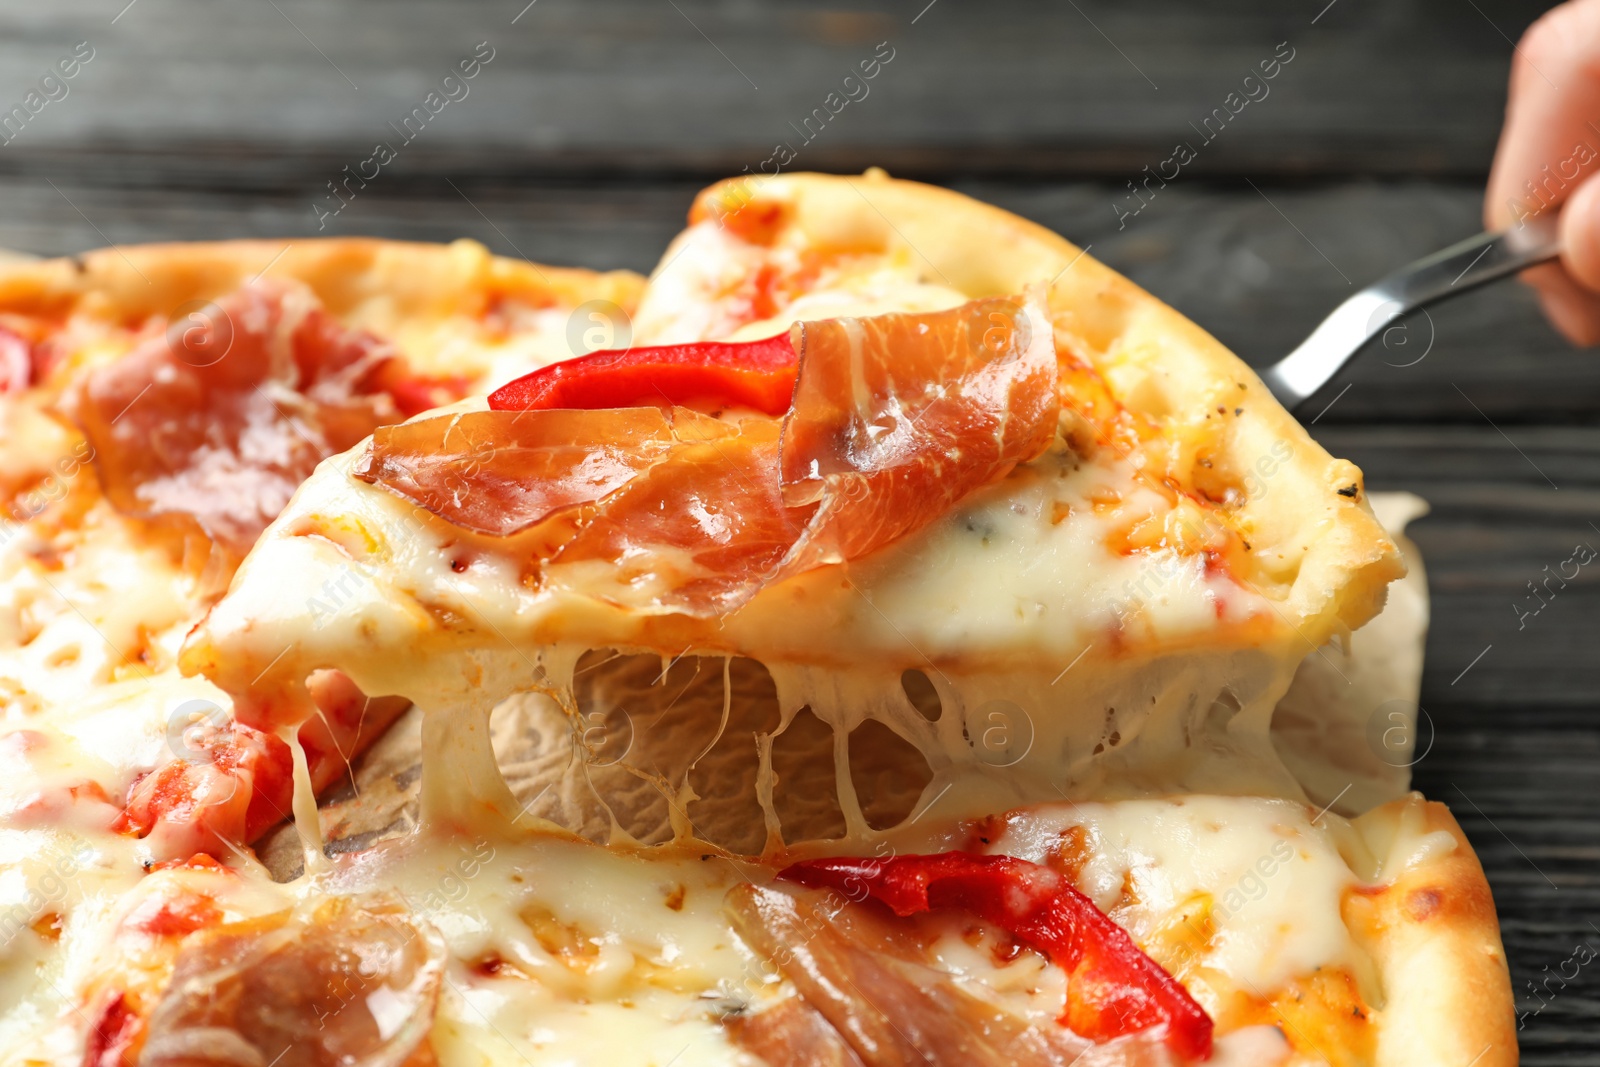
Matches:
[[1349, 796, 1519, 1067], [0, 236, 644, 332]]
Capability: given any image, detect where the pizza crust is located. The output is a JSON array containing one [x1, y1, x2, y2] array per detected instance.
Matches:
[[0, 236, 645, 389], [1348, 797, 1517, 1067], [0, 236, 640, 327]]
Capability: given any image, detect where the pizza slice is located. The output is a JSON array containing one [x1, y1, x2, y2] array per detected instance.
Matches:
[[181, 172, 1405, 844]]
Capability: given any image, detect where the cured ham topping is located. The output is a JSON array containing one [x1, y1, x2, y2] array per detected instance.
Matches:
[[134, 897, 444, 1067], [360, 295, 1058, 616], [723, 996, 866, 1067], [73, 282, 419, 556], [779, 852, 1214, 1060], [354, 407, 736, 538], [778, 294, 1058, 573], [725, 882, 1175, 1067], [488, 333, 797, 416], [550, 418, 816, 615]]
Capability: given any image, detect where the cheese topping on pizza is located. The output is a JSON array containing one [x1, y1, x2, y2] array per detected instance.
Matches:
[[0, 784, 1459, 1067], [0, 179, 1513, 1067]]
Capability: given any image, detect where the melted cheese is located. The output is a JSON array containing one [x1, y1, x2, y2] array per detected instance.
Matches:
[[329, 833, 756, 1065], [0, 499, 201, 714], [946, 797, 1368, 998], [633, 221, 775, 346], [390, 301, 586, 396], [846, 449, 1268, 655], [0, 827, 148, 1062], [285, 805, 1334, 1066]]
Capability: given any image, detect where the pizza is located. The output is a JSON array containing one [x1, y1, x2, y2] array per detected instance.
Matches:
[[0, 171, 1516, 1067]]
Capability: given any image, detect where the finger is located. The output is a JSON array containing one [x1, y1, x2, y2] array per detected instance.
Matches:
[[1561, 170, 1600, 292], [1484, 0, 1600, 230], [1535, 172, 1600, 344], [1523, 262, 1600, 345]]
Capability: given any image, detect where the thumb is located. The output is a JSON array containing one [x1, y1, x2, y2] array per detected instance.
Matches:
[[1560, 170, 1600, 295]]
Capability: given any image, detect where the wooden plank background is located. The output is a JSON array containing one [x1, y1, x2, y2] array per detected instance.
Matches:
[[2, 0, 1596, 1059]]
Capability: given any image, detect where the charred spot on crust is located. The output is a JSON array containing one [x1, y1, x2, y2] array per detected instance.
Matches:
[[1404, 886, 1443, 922], [1337, 484, 1360, 499]]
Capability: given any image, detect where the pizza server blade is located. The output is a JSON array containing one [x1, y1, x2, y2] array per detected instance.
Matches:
[[1261, 212, 1562, 411]]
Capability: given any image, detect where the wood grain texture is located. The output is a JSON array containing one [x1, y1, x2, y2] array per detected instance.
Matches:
[[0, 0, 1551, 177]]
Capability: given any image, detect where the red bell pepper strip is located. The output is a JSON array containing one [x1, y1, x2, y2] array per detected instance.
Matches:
[[488, 333, 797, 416], [779, 851, 1214, 1061]]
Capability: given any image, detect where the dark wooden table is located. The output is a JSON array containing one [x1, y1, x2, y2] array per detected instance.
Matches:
[[3, 0, 1595, 1058]]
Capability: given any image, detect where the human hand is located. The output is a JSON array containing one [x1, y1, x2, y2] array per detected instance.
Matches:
[[1485, 0, 1600, 343]]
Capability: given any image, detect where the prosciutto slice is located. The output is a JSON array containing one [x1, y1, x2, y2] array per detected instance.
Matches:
[[359, 294, 1059, 617], [74, 282, 406, 556], [778, 294, 1058, 574], [136, 896, 444, 1067], [353, 407, 735, 538], [724, 883, 1173, 1067], [549, 419, 817, 615]]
